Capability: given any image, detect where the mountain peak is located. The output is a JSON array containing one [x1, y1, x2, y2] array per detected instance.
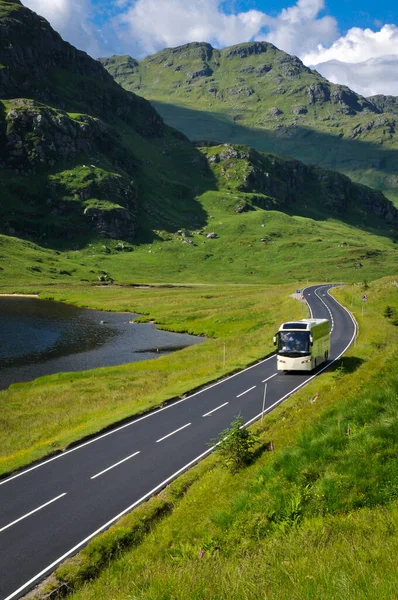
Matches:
[[222, 41, 278, 59]]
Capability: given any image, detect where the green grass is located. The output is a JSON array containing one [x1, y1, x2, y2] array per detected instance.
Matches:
[[28, 275, 398, 600], [0, 282, 307, 476], [1, 186, 397, 288]]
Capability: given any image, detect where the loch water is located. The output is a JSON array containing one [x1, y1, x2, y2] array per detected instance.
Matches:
[[0, 297, 204, 390]]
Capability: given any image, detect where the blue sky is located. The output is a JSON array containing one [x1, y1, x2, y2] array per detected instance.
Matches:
[[23, 0, 398, 96], [220, 0, 397, 31]]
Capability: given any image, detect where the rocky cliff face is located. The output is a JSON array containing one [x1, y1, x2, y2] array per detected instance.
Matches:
[[367, 95, 398, 116], [202, 144, 398, 225], [0, 0, 209, 245], [1, 100, 115, 174], [0, 0, 163, 136]]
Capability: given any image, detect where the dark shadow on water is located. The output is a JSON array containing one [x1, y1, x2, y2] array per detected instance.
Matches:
[[135, 345, 188, 354], [0, 297, 205, 390]]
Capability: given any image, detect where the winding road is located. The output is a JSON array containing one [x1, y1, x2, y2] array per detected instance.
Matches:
[[0, 284, 357, 600]]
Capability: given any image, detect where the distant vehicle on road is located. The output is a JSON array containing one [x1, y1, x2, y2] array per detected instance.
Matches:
[[274, 319, 330, 372]]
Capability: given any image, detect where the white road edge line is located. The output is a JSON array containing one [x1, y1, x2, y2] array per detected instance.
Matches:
[[236, 385, 256, 398], [314, 286, 335, 332], [303, 285, 313, 318], [244, 285, 358, 430], [90, 451, 141, 480], [202, 402, 229, 417], [0, 493, 67, 534], [156, 423, 191, 443], [0, 355, 277, 487], [3, 447, 218, 600], [5, 284, 358, 600], [262, 373, 277, 384]]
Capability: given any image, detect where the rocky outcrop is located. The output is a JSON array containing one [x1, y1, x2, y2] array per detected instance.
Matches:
[[83, 205, 137, 239], [1, 100, 115, 173], [307, 83, 330, 104], [205, 144, 398, 225], [367, 95, 398, 115], [0, 0, 163, 136], [224, 42, 276, 59], [293, 106, 308, 115], [330, 86, 376, 114], [188, 65, 213, 79], [98, 55, 139, 81], [270, 107, 283, 117]]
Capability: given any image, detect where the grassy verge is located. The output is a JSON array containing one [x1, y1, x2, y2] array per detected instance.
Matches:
[[27, 276, 398, 599], [0, 282, 307, 477]]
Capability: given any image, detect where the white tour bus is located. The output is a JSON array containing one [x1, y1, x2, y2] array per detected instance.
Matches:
[[273, 319, 330, 372]]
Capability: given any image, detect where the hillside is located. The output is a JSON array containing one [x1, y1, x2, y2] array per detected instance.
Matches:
[[0, 2, 397, 288], [99, 42, 398, 206], [0, 0, 211, 254], [1, 142, 398, 286]]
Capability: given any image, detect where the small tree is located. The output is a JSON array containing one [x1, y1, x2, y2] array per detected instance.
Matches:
[[211, 415, 258, 473], [362, 280, 369, 291], [383, 305, 396, 319]]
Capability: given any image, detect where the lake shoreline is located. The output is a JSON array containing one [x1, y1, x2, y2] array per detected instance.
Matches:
[[0, 293, 39, 297]]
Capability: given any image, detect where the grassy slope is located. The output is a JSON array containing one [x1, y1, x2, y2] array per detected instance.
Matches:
[[1, 142, 397, 287], [100, 44, 398, 206], [0, 282, 307, 476], [1, 209, 397, 287], [31, 276, 398, 600]]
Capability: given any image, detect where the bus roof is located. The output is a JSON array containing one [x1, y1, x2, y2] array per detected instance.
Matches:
[[278, 319, 329, 331]]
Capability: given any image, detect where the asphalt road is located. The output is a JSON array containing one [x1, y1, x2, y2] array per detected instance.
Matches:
[[0, 284, 357, 600]]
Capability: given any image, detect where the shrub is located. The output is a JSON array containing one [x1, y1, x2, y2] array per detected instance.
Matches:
[[211, 414, 258, 473]]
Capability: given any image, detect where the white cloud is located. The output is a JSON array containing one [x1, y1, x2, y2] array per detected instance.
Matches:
[[116, 0, 337, 58], [310, 56, 398, 97], [20, 0, 398, 96], [22, 0, 104, 57], [302, 23, 398, 64], [116, 0, 267, 55], [302, 24, 398, 97], [263, 0, 337, 56]]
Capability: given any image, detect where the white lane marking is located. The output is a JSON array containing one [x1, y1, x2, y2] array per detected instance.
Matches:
[[236, 385, 256, 398], [262, 373, 277, 384], [0, 355, 277, 487], [314, 286, 335, 332], [202, 402, 229, 417], [2, 446, 217, 600], [156, 423, 191, 443], [0, 493, 67, 534], [90, 452, 140, 480], [244, 291, 358, 429], [4, 286, 358, 600]]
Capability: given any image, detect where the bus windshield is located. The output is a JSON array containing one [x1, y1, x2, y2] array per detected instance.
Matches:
[[277, 331, 310, 356]]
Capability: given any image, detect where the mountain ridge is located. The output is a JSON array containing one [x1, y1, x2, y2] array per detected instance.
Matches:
[[99, 42, 398, 207], [0, 2, 397, 287]]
